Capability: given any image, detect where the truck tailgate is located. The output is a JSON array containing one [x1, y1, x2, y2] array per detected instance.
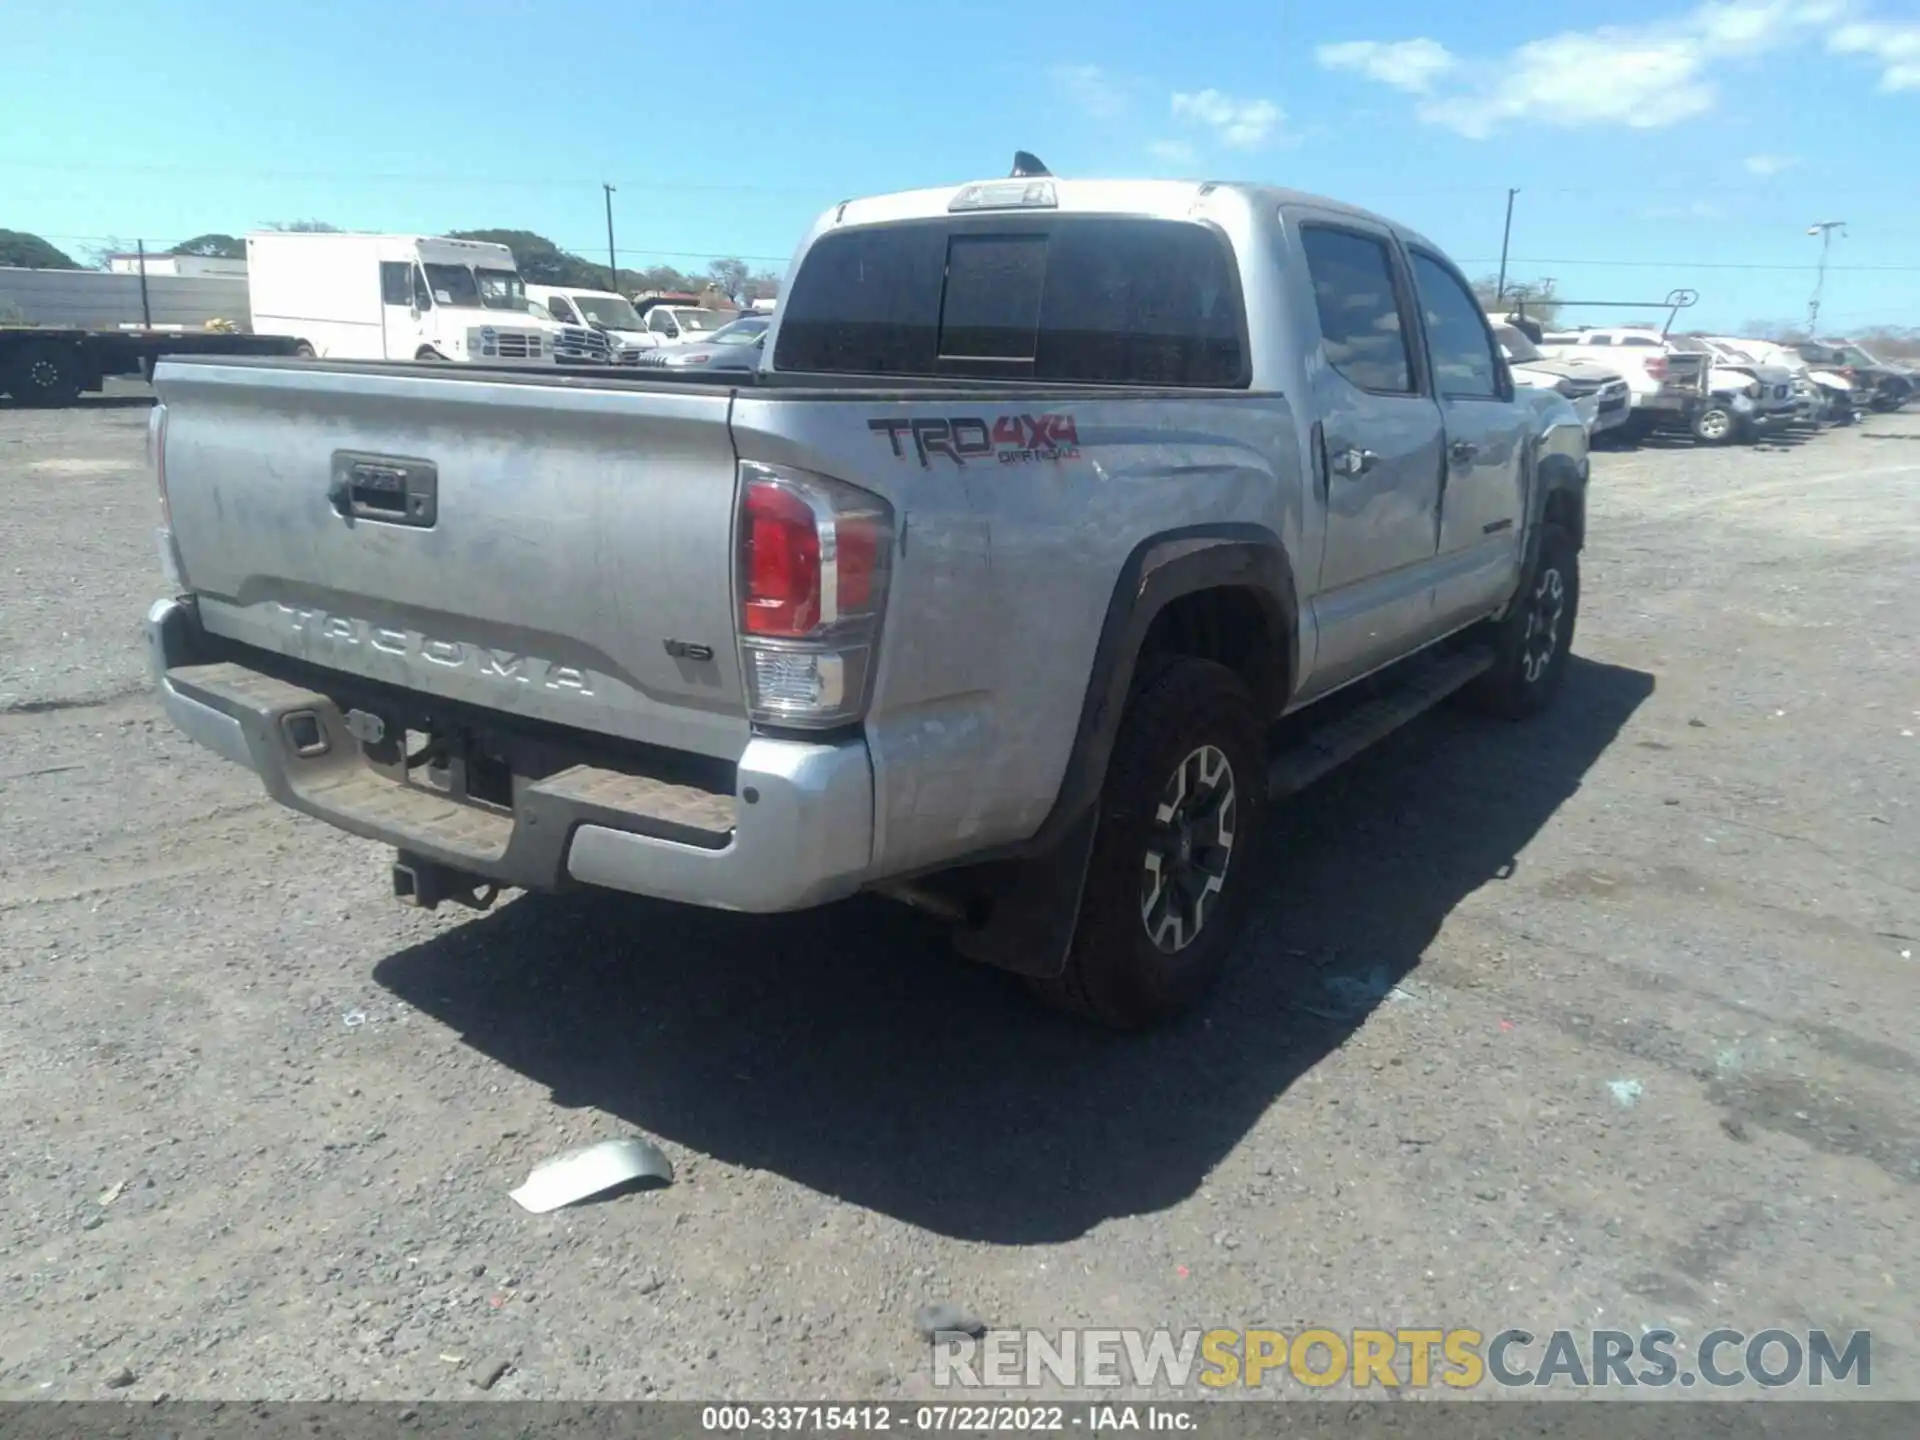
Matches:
[[156, 361, 750, 761]]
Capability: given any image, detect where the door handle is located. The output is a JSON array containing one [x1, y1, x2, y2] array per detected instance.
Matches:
[[1450, 440, 1480, 464], [1329, 446, 1378, 478]]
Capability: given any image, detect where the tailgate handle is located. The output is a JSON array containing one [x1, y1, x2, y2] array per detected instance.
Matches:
[[329, 452, 438, 528]]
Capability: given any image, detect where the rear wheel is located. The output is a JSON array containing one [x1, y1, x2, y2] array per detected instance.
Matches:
[[1029, 658, 1267, 1029], [1463, 522, 1579, 720], [415, 346, 447, 362], [292, 341, 317, 359], [3, 341, 83, 407]]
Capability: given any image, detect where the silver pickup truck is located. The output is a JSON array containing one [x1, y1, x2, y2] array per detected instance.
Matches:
[[147, 161, 1590, 1027]]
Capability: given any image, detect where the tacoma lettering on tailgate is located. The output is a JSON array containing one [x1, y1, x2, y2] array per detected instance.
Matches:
[[273, 603, 596, 696]]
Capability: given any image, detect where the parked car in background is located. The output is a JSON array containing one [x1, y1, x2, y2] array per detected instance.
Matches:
[[1710, 336, 1852, 426], [631, 313, 768, 372], [526, 284, 652, 364], [1536, 326, 1722, 443], [1796, 340, 1914, 412], [629, 297, 736, 349], [247, 233, 576, 365], [1668, 335, 1800, 436], [1494, 321, 1631, 440]]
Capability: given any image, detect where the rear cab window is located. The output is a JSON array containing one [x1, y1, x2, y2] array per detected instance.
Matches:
[[773, 216, 1248, 386], [1296, 225, 1415, 394]]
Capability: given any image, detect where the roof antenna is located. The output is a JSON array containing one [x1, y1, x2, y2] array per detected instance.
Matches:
[[1010, 151, 1051, 178]]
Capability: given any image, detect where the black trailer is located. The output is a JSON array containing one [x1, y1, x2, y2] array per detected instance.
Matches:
[[0, 327, 301, 407]]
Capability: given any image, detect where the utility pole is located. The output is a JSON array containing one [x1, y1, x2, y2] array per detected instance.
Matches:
[[1495, 188, 1520, 304], [603, 183, 619, 292], [1805, 220, 1845, 336], [135, 238, 152, 329]]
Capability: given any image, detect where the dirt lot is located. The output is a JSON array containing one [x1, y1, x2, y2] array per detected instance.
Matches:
[[2, 389, 1916, 1402]]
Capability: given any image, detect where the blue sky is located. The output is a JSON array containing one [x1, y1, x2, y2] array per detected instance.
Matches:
[[5, 0, 1918, 332]]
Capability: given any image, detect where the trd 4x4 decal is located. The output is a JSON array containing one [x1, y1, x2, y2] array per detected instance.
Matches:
[[868, 414, 1081, 468]]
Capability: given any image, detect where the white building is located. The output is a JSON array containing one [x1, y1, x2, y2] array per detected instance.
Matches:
[[107, 253, 249, 279]]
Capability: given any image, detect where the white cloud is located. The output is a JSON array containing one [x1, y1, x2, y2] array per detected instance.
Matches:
[[1318, 1, 1851, 138], [1638, 198, 1731, 219], [1828, 20, 1920, 89], [1314, 38, 1458, 93], [1051, 64, 1129, 120], [1743, 152, 1800, 174], [1147, 139, 1199, 165], [1170, 89, 1285, 148]]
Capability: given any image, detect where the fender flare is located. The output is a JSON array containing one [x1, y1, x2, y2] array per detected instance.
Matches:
[[944, 524, 1298, 979], [1527, 450, 1588, 556], [1023, 523, 1298, 858]]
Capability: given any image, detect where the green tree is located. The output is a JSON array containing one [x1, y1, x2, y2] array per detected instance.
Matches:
[[0, 229, 80, 268], [631, 263, 698, 295], [445, 229, 605, 287], [173, 233, 245, 258]]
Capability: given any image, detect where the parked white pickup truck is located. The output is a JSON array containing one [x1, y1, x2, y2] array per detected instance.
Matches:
[[524, 284, 653, 365], [1536, 326, 1764, 445], [1494, 322, 1630, 440]]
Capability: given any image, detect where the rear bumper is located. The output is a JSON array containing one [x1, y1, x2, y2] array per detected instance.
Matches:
[[147, 597, 874, 912]]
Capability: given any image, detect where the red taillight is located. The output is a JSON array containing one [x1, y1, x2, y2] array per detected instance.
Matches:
[[734, 461, 894, 728], [742, 480, 821, 637], [1646, 355, 1669, 381]]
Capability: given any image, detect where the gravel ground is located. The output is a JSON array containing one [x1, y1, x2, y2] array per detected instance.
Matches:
[[2, 386, 1916, 1403]]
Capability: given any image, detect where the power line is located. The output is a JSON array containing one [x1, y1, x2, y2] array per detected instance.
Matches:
[[26, 234, 793, 264], [0, 157, 822, 196]]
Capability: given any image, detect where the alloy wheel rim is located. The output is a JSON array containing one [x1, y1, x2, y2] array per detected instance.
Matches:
[[1522, 566, 1566, 684], [1139, 744, 1237, 954]]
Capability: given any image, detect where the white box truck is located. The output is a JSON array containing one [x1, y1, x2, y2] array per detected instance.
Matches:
[[244, 233, 580, 365]]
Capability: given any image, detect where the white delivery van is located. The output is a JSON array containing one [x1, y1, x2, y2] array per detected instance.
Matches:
[[245, 233, 568, 365]]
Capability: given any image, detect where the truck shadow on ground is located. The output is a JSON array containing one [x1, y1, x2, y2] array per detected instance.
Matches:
[[376, 655, 1653, 1244]]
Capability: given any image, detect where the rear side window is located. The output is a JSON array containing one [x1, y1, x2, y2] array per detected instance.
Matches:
[[774, 217, 1247, 386], [1411, 252, 1500, 399], [1298, 226, 1413, 394], [379, 262, 411, 306]]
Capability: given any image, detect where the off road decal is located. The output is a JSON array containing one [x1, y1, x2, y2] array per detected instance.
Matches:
[[868, 414, 1081, 468]]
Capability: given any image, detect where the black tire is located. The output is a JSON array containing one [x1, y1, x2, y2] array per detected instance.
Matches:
[[1829, 394, 1856, 426], [3, 341, 83, 407], [1463, 522, 1579, 720], [415, 347, 447, 362], [292, 341, 317, 359], [1691, 402, 1740, 445], [1029, 657, 1267, 1029]]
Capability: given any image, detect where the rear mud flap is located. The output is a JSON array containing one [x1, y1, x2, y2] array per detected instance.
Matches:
[[948, 807, 1099, 979]]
